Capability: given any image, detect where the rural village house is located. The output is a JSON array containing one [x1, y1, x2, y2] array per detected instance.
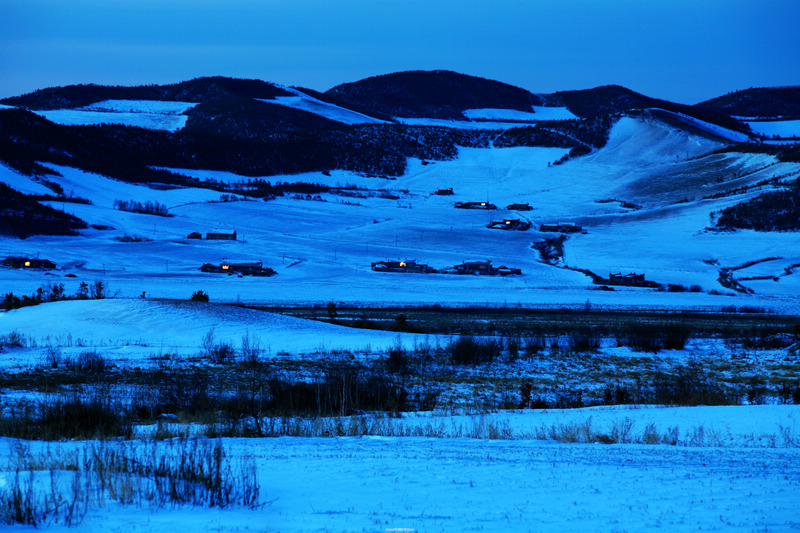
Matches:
[[2, 256, 56, 270]]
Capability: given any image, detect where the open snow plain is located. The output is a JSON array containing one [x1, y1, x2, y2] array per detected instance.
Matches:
[[2, 112, 800, 531]]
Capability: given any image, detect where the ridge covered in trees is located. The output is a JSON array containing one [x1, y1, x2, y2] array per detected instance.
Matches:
[[0, 77, 292, 110], [326, 70, 544, 119], [715, 179, 800, 232], [697, 86, 800, 119], [0, 182, 87, 238], [0, 98, 615, 186]]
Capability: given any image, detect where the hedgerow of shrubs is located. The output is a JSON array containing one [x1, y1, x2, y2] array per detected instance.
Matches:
[[2, 281, 108, 311]]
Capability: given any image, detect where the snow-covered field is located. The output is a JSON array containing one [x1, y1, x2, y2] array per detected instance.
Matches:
[[0, 299, 433, 364], [745, 119, 800, 139], [30, 100, 198, 131], [463, 106, 577, 121], [1, 426, 798, 532]]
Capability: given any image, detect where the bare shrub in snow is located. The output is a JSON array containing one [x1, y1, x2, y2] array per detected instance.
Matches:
[[0, 438, 259, 526], [66, 350, 111, 373], [190, 290, 210, 302], [0, 393, 133, 441], [0, 329, 26, 348], [386, 341, 410, 377], [44, 345, 62, 368], [566, 327, 602, 353], [523, 334, 547, 356], [448, 336, 503, 365], [201, 328, 235, 364]]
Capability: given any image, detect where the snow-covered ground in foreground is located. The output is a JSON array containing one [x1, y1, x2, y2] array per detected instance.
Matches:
[[745, 119, 800, 139], [3, 423, 798, 532], [266, 88, 388, 125], [463, 106, 577, 121], [29, 100, 198, 131], [2, 115, 800, 309]]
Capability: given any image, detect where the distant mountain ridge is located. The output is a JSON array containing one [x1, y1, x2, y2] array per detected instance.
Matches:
[[3, 71, 797, 126], [325, 70, 543, 119], [2, 71, 798, 184], [2, 70, 799, 238], [3, 71, 781, 139], [3, 72, 798, 171], [0, 77, 291, 111]]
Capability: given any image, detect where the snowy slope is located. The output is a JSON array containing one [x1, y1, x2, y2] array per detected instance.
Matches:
[[650, 108, 753, 142], [4, 97, 800, 533], [745, 119, 800, 139], [394, 116, 542, 129], [29, 100, 197, 131], [0, 164, 57, 195], [266, 88, 388, 124], [463, 106, 577, 121], [80, 100, 197, 115], [0, 299, 435, 360]]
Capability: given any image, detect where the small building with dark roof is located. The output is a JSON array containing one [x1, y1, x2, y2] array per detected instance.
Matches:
[[2, 257, 56, 270]]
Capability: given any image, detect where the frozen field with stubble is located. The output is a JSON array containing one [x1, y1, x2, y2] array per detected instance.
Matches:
[[0, 296, 799, 531], [4, 423, 799, 532]]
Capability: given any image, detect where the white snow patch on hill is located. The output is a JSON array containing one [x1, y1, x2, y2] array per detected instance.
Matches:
[[35, 164, 221, 209], [394, 116, 539, 129], [651, 108, 753, 142], [32, 100, 198, 131], [0, 163, 56, 195], [745, 119, 800, 140], [266, 88, 388, 124], [81, 100, 197, 115], [463, 106, 577, 121]]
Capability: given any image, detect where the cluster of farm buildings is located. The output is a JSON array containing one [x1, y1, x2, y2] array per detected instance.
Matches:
[[371, 259, 521, 277]]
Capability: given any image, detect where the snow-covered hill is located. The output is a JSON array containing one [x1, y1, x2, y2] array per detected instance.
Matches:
[[0, 299, 433, 363]]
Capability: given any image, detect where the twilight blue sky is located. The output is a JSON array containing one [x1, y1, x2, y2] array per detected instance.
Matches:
[[2, 0, 799, 104]]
